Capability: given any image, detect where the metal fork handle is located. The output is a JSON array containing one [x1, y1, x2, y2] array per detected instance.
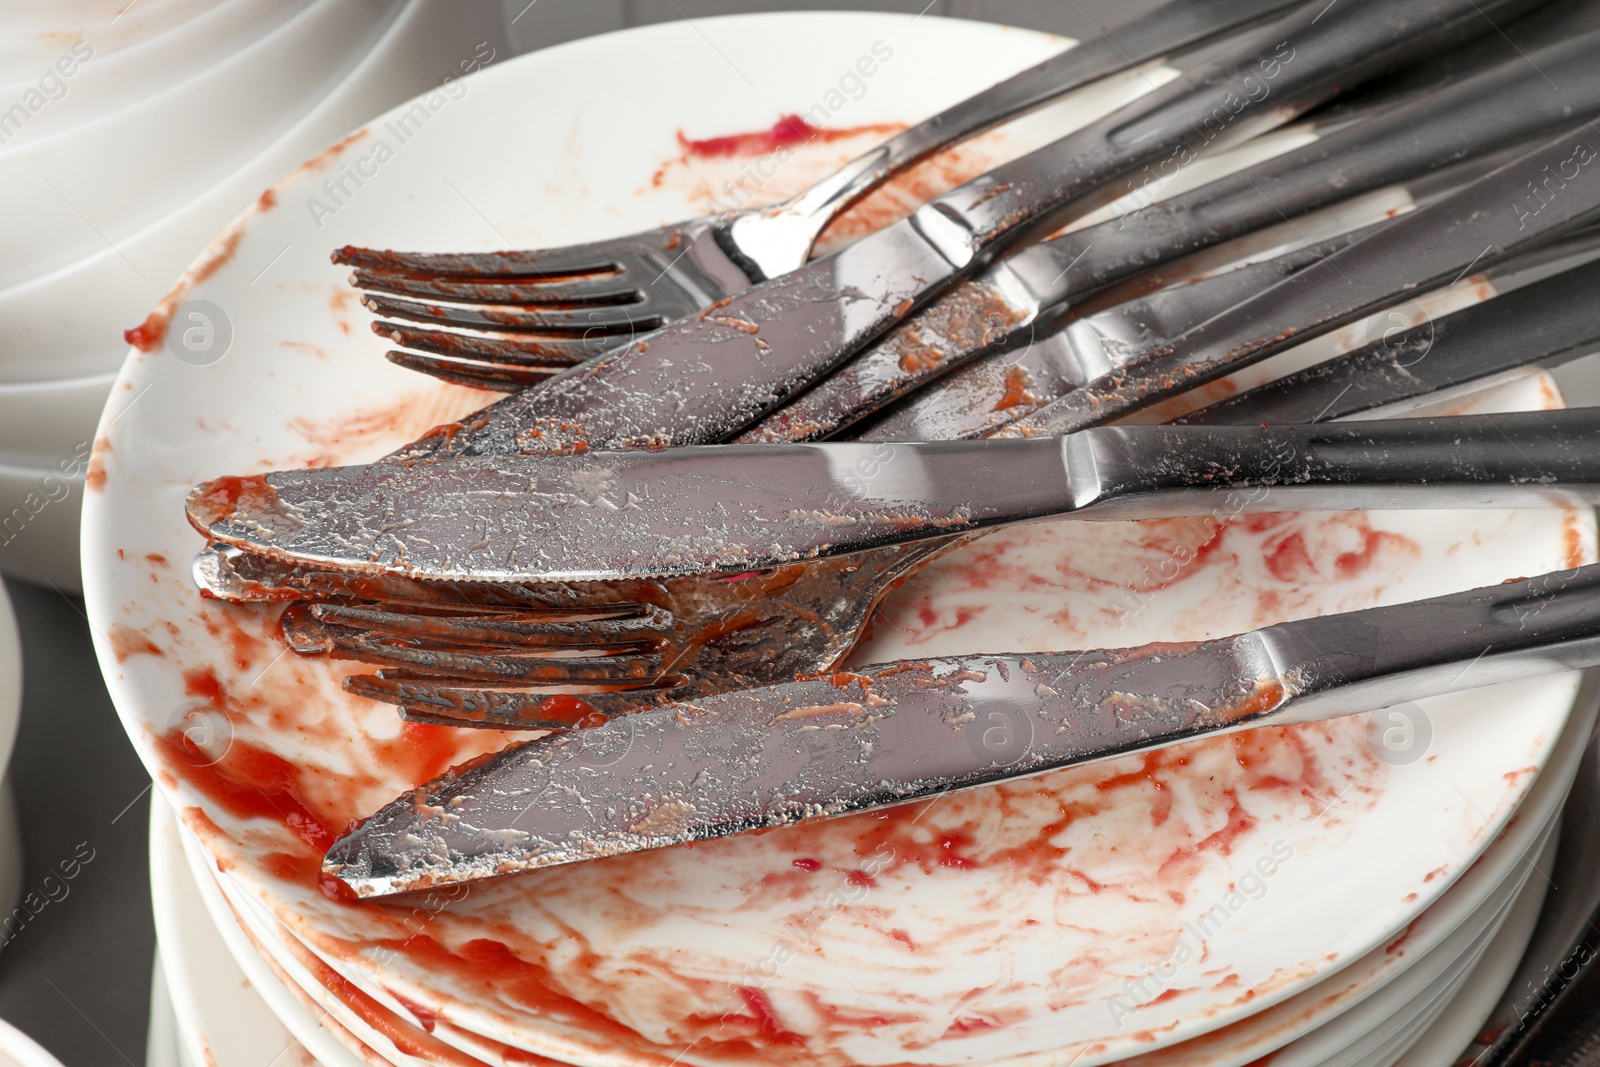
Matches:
[[1001, 122, 1600, 439], [1023, 26, 1600, 309], [1258, 563, 1600, 725], [768, 0, 1304, 243], [1181, 232, 1600, 427], [924, 0, 1550, 261]]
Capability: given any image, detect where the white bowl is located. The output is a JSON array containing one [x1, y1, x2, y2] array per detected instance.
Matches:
[[0, 0, 318, 146], [0, 578, 25, 959], [0, 372, 115, 469], [0, 1020, 65, 1067], [0, 0, 221, 72], [0, 0, 402, 291], [0, 0, 510, 385]]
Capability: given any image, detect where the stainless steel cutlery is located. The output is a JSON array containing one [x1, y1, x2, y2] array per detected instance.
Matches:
[[340, 0, 1306, 386], [741, 26, 1600, 443], [322, 562, 1600, 895], [375, 0, 1539, 462]]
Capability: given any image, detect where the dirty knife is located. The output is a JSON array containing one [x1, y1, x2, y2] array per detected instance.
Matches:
[[188, 409, 1600, 583], [323, 563, 1600, 895]]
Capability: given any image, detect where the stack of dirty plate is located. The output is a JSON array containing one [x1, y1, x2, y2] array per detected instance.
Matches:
[[89, 14, 1600, 1066], [0, 0, 507, 590]]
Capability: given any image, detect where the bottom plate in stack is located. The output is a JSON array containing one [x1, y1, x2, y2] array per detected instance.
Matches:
[[147, 676, 1590, 1067]]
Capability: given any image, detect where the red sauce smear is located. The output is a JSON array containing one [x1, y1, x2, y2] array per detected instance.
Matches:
[[677, 114, 895, 159], [108, 623, 163, 663], [185, 474, 280, 533], [86, 436, 110, 491], [273, 924, 498, 1066], [123, 312, 168, 353], [721, 987, 807, 1048]]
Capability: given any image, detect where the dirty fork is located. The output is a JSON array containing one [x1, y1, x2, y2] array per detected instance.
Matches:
[[336, 0, 1301, 389]]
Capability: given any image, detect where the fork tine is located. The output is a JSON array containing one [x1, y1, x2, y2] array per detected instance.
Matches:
[[371, 321, 596, 367], [362, 293, 661, 336], [308, 601, 671, 650], [198, 543, 652, 613], [333, 244, 625, 282], [351, 270, 643, 308], [331, 220, 690, 282], [384, 351, 563, 392], [344, 642, 663, 684], [346, 672, 695, 729], [288, 607, 664, 683]]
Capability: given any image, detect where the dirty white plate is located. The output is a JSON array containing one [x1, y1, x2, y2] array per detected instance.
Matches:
[[85, 12, 1598, 1067], [149, 793, 356, 1067]]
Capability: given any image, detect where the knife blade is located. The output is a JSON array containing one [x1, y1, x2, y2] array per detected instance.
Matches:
[[323, 563, 1600, 896]]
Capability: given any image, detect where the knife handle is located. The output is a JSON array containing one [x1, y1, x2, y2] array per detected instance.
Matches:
[[1254, 563, 1600, 724], [1074, 407, 1600, 521], [1001, 122, 1600, 439]]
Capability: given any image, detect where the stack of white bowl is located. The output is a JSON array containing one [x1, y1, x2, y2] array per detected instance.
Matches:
[[0, 0, 509, 591]]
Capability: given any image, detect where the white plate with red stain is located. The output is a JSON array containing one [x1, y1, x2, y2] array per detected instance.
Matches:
[[174, 658, 1589, 1067], [81, 12, 1599, 1067], [148, 794, 337, 1067]]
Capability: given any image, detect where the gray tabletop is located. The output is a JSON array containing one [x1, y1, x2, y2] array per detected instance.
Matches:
[[0, 579, 154, 1067]]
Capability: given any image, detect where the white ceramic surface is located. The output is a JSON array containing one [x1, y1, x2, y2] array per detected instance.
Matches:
[[146, 955, 179, 1067], [0, 0, 401, 292], [1093, 665, 1592, 1067], [0, 579, 24, 931], [0, 0, 319, 146], [0, 0, 507, 384], [0, 1018, 66, 1067], [150, 793, 358, 1067], [0, 0, 510, 590], [82, 13, 1600, 1066], [0, 371, 114, 469], [178, 683, 1586, 1067], [0, 0, 223, 71], [1390, 858, 1556, 1067], [0, 459, 86, 591], [1322, 834, 1553, 1067]]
